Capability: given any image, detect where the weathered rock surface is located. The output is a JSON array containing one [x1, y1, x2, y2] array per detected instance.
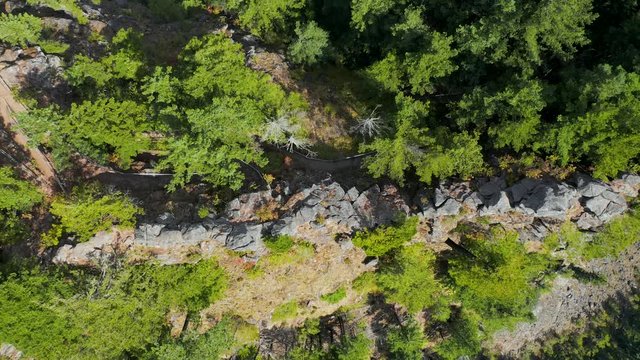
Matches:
[[518, 182, 579, 219], [0, 47, 63, 89], [0, 343, 23, 360], [54, 173, 640, 266], [53, 230, 133, 266]]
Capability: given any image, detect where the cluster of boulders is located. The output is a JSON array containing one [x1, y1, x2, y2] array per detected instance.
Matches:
[[417, 173, 639, 242], [53, 173, 640, 266]]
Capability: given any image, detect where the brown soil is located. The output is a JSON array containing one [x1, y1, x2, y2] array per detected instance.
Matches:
[[202, 241, 370, 329]]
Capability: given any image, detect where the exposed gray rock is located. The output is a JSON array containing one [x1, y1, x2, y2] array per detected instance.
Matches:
[[462, 191, 484, 209], [0, 48, 21, 64], [353, 184, 410, 227], [226, 223, 263, 252], [527, 219, 552, 240], [156, 212, 177, 225], [601, 189, 626, 205], [0, 343, 23, 360], [42, 17, 75, 33], [225, 190, 277, 223], [4, 1, 25, 13], [437, 198, 461, 216], [480, 191, 512, 216], [610, 178, 638, 198], [137, 223, 165, 238], [346, 187, 359, 202], [585, 196, 610, 217], [413, 188, 432, 212], [434, 188, 448, 207], [576, 212, 603, 231], [270, 182, 360, 243], [506, 178, 540, 203], [622, 174, 640, 187], [575, 173, 607, 198], [600, 202, 627, 222], [207, 218, 233, 244], [0, 48, 62, 88], [182, 224, 208, 243], [478, 177, 507, 197], [53, 231, 129, 266], [519, 182, 578, 219], [142, 230, 183, 247], [88, 20, 109, 35]]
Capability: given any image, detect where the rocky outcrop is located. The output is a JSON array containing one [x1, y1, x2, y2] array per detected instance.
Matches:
[[0, 343, 23, 360], [54, 173, 640, 266], [0, 46, 63, 90]]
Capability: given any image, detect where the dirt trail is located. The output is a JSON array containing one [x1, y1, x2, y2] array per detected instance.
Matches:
[[0, 76, 57, 194]]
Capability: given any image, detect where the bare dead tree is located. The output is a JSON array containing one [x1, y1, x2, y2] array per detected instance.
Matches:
[[351, 105, 386, 138]]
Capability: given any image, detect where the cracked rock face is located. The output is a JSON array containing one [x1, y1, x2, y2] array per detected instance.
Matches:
[[518, 182, 579, 219], [54, 172, 640, 266], [0, 47, 63, 88]]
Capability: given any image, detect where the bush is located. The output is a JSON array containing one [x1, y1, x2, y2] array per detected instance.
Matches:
[[272, 300, 299, 322], [352, 216, 418, 257], [289, 21, 329, 65], [580, 210, 640, 260], [0, 167, 42, 246], [447, 227, 553, 331], [264, 235, 295, 254], [148, 0, 186, 22], [434, 310, 483, 360], [49, 187, 142, 243], [0, 13, 42, 47], [386, 318, 426, 360], [26, 0, 88, 24], [321, 287, 347, 304], [377, 244, 449, 316], [264, 235, 314, 266], [0, 259, 228, 359]]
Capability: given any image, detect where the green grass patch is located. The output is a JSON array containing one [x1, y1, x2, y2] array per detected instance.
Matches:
[[352, 216, 418, 257], [581, 210, 640, 260], [272, 300, 299, 322], [264, 236, 315, 266], [321, 287, 347, 304], [264, 235, 295, 254]]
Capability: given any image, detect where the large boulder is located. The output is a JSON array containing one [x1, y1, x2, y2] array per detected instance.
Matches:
[[506, 178, 541, 204], [353, 184, 410, 227], [574, 174, 607, 198], [226, 223, 264, 252], [0, 48, 62, 88], [53, 231, 132, 266], [437, 198, 462, 216], [480, 191, 512, 216], [477, 177, 507, 198], [225, 190, 279, 223], [519, 182, 579, 219], [270, 182, 360, 243]]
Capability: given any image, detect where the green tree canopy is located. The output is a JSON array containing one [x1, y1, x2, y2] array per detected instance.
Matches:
[[0, 13, 42, 47], [377, 244, 449, 316], [0, 168, 42, 246], [289, 21, 330, 66]]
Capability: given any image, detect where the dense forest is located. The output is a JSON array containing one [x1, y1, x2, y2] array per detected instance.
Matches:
[[1, 0, 640, 359]]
